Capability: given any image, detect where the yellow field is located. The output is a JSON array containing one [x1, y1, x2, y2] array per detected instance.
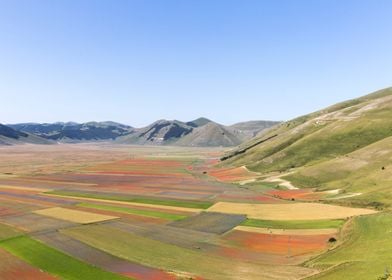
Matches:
[[235, 226, 338, 236], [0, 185, 50, 192], [33, 207, 118, 224], [207, 202, 377, 220]]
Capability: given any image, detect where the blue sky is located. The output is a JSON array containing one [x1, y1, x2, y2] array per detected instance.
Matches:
[[0, 0, 391, 127]]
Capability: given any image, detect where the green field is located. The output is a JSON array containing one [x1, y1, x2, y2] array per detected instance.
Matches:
[[242, 218, 346, 229], [78, 202, 187, 221], [0, 236, 129, 280], [307, 213, 392, 279], [48, 190, 213, 209]]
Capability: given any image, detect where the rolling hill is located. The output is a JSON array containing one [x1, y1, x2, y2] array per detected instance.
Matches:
[[229, 120, 279, 138], [0, 124, 51, 145], [222, 87, 392, 207]]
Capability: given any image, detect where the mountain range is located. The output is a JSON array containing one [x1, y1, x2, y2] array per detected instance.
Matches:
[[0, 124, 51, 145], [3, 118, 279, 147], [8, 121, 133, 143]]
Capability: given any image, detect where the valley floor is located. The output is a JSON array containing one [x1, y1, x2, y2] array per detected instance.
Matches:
[[0, 144, 385, 279]]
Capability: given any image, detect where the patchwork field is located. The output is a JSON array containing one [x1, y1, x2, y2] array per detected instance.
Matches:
[[0, 144, 384, 279]]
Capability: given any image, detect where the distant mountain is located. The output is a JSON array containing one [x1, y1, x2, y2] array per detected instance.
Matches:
[[116, 120, 193, 145], [9, 118, 279, 147], [117, 118, 279, 147], [175, 122, 244, 147], [0, 124, 51, 145], [9, 122, 133, 142]]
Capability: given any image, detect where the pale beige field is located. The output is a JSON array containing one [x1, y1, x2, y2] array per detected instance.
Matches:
[[33, 207, 118, 224], [235, 226, 339, 235], [208, 202, 377, 220], [0, 185, 50, 192]]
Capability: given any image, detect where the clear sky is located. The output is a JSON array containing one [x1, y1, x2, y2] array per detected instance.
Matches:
[[0, 0, 391, 127]]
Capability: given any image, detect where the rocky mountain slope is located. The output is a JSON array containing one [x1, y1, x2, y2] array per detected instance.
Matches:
[[0, 124, 51, 145], [9, 122, 133, 142], [116, 119, 279, 147]]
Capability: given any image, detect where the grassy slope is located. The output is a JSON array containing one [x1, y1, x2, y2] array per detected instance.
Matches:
[[242, 219, 345, 229], [0, 236, 128, 280], [48, 190, 213, 209], [306, 213, 392, 280], [285, 136, 392, 207], [223, 87, 392, 207], [78, 202, 187, 221]]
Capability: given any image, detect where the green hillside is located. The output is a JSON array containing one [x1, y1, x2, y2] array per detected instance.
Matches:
[[222, 87, 392, 207]]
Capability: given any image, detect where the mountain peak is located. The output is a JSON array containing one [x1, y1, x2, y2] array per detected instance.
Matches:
[[186, 117, 213, 127]]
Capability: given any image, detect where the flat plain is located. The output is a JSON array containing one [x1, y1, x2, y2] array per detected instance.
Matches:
[[0, 144, 380, 279]]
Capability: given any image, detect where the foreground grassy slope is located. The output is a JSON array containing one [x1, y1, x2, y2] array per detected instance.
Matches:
[[223, 87, 392, 207], [306, 213, 392, 280], [286, 136, 392, 207]]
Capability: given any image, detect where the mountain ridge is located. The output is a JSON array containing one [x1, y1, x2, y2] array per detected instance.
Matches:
[[9, 118, 280, 147]]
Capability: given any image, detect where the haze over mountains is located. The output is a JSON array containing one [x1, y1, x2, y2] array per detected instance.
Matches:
[[222, 87, 392, 207], [3, 118, 279, 147]]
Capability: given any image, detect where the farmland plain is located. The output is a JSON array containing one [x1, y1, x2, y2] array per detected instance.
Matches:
[[0, 144, 382, 279]]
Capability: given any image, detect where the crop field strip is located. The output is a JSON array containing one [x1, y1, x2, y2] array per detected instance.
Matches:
[[33, 207, 119, 224], [46, 189, 213, 208], [61, 223, 317, 280], [34, 172, 226, 195], [77, 202, 188, 221], [0, 236, 130, 280], [209, 166, 260, 182], [0, 197, 43, 218], [220, 229, 334, 260], [169, 212, 247, 234], [242, 218, 346, 229], [107, 220, 323, 266], [235, 226, 339, 236], [0, 223, 23, 242], [107, 220, 223, 251], [207, 202, 377, 220], [35, 231, 175, 280], [0, 247, 57, 280], [1, 213, 77, 234]]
